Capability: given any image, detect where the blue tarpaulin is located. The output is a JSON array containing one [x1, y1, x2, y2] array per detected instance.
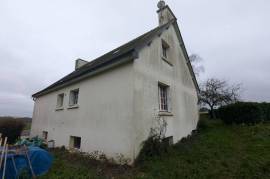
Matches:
[[0, 147, 53, 179]]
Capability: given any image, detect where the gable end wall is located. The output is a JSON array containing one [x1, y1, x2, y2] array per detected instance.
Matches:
[[132, 24, 199, 159]]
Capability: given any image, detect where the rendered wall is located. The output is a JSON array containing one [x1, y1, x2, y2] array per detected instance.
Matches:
[[31, 24, 199, 164], [132, 24, 199, 158], [31, 62, 135, 162]]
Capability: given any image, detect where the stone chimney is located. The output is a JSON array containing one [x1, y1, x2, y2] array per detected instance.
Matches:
[[157, 0, 176, 26], [75, 58, 88, 70]]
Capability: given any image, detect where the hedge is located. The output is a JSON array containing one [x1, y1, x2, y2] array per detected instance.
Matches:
[[0, 117, 26, 144], [218, 102, 270, 125], [259, 102, 270, 121]]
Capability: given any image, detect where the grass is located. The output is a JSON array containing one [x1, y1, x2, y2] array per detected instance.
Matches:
[[40, 116, 270, 179]]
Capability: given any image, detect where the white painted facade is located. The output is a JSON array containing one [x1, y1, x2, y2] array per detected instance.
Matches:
[[31, 3, 199, 164]]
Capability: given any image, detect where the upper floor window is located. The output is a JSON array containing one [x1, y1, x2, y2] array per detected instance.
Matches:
[[159, 83, 169, 112], [69, 89, 79, 106], [161, 39, 169, 59], [56, 93, 64, 108]]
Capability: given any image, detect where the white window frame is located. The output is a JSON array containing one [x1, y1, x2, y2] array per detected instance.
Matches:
[[159, 83, 169, 112], [56, 93, 64, 108], [69, 89, 79, 106]]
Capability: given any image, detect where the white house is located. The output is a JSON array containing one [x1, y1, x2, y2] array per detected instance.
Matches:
[[31, 1, 199, 164]]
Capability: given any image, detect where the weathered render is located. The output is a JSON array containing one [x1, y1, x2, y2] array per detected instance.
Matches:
[[31, 1, 199, 164]]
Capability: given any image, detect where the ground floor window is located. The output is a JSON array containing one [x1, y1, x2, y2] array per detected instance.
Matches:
[[42, 131, 48, 140], [70, 136, 81, 149], [163, 136, 173, 146]]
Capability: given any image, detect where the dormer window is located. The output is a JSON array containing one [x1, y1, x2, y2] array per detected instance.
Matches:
[[161, 39, 169, 59]]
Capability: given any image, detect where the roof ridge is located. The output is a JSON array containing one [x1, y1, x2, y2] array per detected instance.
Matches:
[[77, 21, 172, 71]]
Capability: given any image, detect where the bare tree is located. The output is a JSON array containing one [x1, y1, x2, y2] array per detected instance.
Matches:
[[199, 78, 241, 118], [189, 54, 205, 77]]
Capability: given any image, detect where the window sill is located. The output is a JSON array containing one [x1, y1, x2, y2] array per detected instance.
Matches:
[[55, 107, 64, 111], [161, 57, 173, 66], [68, 105, 79, 109], [69, 148, 81, 152], [159, 111, 173, 116]]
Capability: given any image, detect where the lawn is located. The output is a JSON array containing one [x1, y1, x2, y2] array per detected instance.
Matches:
[[40, 117, 270, 179]]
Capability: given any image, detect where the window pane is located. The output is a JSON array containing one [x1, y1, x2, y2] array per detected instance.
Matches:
[[70, 136, 81, 149], [159, 84, 169, 111], [69, 89, 79, 106], [162, 46, 167, 58], [57, 94, 64, 107], [42, 131, 48, 140]]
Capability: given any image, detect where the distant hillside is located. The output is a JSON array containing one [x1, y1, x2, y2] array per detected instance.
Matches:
[[0, 116, 32, 122], [0, 116, 32, 130]]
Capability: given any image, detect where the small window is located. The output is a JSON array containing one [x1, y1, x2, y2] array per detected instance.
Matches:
[[42, 131, 48, 140], [162, 40, 169, 59], [159, 83, 169, 112], [70, 136, 81, 149], [163, 136, 173, 146], [57, 93, 64, 108], [69, 89, 79, 106]]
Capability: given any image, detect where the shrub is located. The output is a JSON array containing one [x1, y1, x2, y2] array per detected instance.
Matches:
[[197, 118, 208, 130], [136, 117, 169, 164], [0, 117, 26, 144], [219, 102, 262, 125], [259, 103, 270, 122], [135, 133, 169, 164]]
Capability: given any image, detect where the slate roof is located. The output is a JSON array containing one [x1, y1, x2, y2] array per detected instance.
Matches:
[[33, 19, 199, 98]]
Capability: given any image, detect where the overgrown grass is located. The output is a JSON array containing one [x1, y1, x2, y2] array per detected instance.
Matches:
[[41, 116, 270, 179]]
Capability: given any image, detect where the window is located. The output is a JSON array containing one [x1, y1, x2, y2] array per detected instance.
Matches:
[[161, 39, 169, 59], [159, 83, 169, 112], [42, 131, 48, 140], [162, 44, 167, 58], [56, 93, 64, 108], [163, 136, 173, 146], [70, 136, 81, 149], [69, 89, 79, 106]]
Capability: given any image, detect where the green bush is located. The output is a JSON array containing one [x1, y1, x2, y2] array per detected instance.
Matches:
[[0, 117, 26, 144], [219, 102, 262, 125], [259, 103, 270, 122], [135, 134, 169, 164], [197, 118, 208, 130]]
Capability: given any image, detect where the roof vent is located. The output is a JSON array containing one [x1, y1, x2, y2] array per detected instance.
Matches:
[[75, 58, 88, 70]]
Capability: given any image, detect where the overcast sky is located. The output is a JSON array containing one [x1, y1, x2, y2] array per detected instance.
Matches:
[[0, 0, 269, 117]]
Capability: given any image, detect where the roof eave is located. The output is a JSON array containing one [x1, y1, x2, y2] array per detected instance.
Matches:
[[172, 21, 200, 94]]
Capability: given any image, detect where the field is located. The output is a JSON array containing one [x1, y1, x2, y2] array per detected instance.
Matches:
[[40, 116, 270, 179]]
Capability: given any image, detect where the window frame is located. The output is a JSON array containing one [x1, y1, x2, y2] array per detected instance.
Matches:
[[69, 89, 79, 107], [158, 83, 169, 112], [163, 136, 174, 146], [56, 93, 64, 108], [161, 39, 170, 59], [70, 136, 81, 149], [42, 131, 48, 141]]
